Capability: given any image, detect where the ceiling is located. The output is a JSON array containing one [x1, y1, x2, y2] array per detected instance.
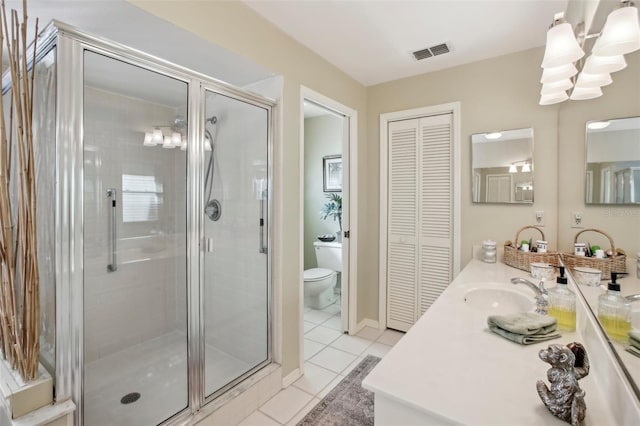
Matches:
[[4, 0, 274, 89], [244, 0, 569, 86]]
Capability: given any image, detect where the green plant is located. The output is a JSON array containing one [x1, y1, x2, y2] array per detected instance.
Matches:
[[320, 193, 342, 231]]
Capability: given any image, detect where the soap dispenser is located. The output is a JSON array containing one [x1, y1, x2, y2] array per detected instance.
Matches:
[[598, 272, 631, 342], [547, 266, 576, 331]]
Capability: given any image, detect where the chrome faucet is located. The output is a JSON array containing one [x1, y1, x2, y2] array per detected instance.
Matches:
[[511, 277, 549, 315], [625, 294, 640, 302]]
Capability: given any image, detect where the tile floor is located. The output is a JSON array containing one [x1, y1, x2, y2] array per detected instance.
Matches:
[[230, 301, 405, 426]]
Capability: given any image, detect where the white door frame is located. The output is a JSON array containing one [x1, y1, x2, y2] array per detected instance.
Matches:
[[299, 86, 358, 369], [378, 102, 461, 330]]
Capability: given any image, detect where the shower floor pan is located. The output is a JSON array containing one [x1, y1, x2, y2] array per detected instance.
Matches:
[[84, 331, 252, 426]]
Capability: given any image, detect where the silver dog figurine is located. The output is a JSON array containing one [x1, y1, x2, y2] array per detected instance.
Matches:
[[536, 342, 590, 425]]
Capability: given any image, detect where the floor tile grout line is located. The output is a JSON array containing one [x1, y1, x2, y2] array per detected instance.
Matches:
[[257, 386, 316, 425]]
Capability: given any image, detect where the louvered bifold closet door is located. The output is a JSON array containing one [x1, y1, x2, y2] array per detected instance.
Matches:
[[418, 114, 453, 315], [387, 119, 419, 332]]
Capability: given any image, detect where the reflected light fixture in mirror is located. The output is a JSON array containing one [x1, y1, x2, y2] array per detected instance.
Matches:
[[585, 116, 640, 204], [539, 2, 640, 105], [471, 128, 534, 204]]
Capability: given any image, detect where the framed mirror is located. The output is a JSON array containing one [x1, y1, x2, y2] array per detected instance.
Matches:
[[585, 116, 640, 204], [471, 128, 534, 204]]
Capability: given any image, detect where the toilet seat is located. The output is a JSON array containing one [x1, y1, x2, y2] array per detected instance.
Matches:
[[304, 268, 335, 282]]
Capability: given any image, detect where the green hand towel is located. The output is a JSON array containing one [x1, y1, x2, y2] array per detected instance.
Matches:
[[628, 330, 640, 350], [626, 345, 640, 358], [488, 324, 561, 345], [487, 312, 557, 335]]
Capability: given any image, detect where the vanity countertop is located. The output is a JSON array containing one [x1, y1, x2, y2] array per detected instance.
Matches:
[[362, 259, 620, 425]]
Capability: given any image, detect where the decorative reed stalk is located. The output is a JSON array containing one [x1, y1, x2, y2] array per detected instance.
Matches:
[[0, 0, 39, 381]]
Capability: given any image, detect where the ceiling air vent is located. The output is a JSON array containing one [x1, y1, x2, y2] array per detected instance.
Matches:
[[412, 42, 450, 61]]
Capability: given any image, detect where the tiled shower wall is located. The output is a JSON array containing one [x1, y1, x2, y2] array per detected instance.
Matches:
[[203, 92, 269, 375], [83, 86, 187, 363]]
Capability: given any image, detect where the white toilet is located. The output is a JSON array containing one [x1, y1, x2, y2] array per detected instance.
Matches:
[[304, 241, 342, 309]]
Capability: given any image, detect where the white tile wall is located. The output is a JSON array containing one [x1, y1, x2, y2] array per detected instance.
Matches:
[[83, 84, 188, 362]]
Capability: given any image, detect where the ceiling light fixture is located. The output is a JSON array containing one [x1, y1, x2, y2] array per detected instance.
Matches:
[[539, 2, 640, 105]]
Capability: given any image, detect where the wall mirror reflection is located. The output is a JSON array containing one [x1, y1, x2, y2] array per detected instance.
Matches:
[[471, 128, 534, 204], [585, 116, 640, 204]]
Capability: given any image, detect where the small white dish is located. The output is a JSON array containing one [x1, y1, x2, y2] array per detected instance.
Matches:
[[530, 262, 556, 281], [573, 267, 602, 286]]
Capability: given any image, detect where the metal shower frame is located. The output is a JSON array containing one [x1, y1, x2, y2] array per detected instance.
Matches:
[[8, 20, 275, 426]]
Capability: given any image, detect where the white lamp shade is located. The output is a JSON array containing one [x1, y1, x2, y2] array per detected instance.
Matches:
[[539, 91, 569, 105], [521, 163, 531, 173], [143, 132, 155, 146], [162, 136, 174, 148], [509, 164, 517, 173], [541, 22, 585, 68], [592, 6, 640, 56], [583, 54, 627, 74], [540, 63, 578, 83], [541, 79, 573, 95], [152, 129, 163, 144], [171, 132, 182, 147], [575, 72, 612, 88], [570, 86, 603, 100]]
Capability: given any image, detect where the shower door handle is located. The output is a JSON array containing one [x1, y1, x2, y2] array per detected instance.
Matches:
[[259, 195, 267, 254], [107, 188, 117, 272]]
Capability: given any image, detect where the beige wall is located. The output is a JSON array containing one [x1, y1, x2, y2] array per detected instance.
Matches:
[[365, 47, 560, 320], [131, 1, 640, 377], [304, 115, 344, 270], [130, 1, 368, 377], [557, 51, 640, 258]]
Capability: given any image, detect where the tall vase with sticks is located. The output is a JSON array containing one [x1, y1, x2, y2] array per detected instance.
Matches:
[[0, 0, 40, 382]]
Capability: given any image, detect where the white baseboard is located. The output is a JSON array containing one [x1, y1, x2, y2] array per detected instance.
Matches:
[[282, 368, 301, 388], [356, 319, 381, 333]]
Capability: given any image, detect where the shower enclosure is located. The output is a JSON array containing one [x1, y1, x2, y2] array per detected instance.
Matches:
[[3, 22, 273, 425]]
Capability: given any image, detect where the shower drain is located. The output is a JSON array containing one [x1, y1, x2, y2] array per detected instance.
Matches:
[[120, 392, 141, 405]]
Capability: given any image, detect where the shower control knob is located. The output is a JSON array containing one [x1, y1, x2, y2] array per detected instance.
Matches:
[[205, 199, 222, 221]]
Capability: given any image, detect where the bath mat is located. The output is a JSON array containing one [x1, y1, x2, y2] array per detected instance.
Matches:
[[297, 355, 381, 426]]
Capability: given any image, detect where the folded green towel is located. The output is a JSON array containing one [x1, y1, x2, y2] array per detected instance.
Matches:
[[626, 345, 640, 358], [488, 325, 561, 345], [487, 312, 557, 335], [487, 312, 560, 345], [628, 330, 640, 350]]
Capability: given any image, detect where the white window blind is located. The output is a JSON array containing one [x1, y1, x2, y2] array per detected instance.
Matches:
[[121, 174, 163, 223]]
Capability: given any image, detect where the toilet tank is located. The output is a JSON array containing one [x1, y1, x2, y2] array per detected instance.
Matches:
[[313, 241, 342, 272]]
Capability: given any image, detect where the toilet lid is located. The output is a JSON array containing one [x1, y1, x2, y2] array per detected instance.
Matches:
[[304, 268, 335, 282]]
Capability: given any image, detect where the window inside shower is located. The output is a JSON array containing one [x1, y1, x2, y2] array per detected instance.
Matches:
[[82, 51, 189, 425]]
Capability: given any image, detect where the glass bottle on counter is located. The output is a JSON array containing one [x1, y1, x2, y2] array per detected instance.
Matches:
[[598, 272, 631, 342], [481, 240, 497, 263], [547, 266, 576, 331]]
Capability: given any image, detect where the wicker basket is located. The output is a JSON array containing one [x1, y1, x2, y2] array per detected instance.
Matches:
[[503, 225, 559, 272], [562, 228, 626, 280]]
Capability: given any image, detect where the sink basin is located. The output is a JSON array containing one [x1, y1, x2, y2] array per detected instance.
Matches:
[[464, 288, 534, 314]]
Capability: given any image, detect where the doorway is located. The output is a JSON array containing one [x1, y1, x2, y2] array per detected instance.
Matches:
[[299, 87, 357, 374]]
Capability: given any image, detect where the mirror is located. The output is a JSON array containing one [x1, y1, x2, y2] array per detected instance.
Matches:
[[567, 268, 640, 397], [585, 116, 640, 204], [471, 128, 534, 203]]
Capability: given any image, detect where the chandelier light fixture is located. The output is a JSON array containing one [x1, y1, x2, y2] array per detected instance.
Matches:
[[539, 1, 640, 105]]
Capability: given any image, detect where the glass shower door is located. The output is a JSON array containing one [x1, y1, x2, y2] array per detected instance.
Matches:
[[203, 90, 270, 397], [82, 51, 189, 425]]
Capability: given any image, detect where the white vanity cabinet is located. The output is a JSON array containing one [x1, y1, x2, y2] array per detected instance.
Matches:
[[363, 259, 638, 425]]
